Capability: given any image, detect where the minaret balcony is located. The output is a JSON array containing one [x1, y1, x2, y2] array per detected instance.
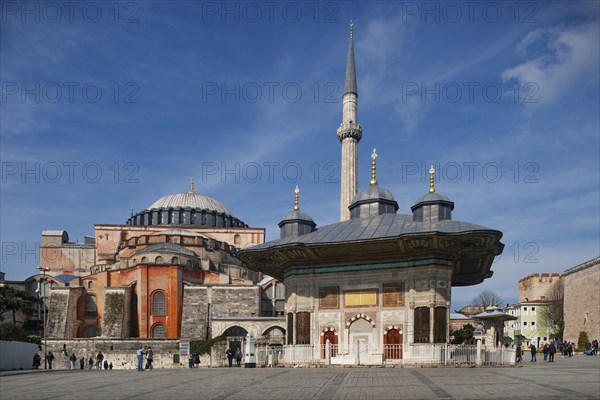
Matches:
[[337, 123, 363, 142]]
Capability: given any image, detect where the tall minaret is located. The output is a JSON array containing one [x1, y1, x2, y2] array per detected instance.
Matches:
[[337, 21, 362, 221]]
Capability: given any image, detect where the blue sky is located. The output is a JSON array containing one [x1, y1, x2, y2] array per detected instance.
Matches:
[[1, 1, 599, 310]]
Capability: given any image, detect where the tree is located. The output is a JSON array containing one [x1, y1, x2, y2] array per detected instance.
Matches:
[[472, 290, 503, 307], [0, 322, 40, 343], [450, 324, 475, 344], [0, 286, 41, 325], [538, 280, 564, 338]]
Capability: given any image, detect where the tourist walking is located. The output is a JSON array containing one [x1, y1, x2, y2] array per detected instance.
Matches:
[[530, 343, 537, 362], [515, 345, 522, 363], [80, 357, 85, 369], [32, 353, 41, 369], [543, 343, 549, 361], [226, 348, 234, 367], [548, 342, 556, 362], [146, 346, 154, 370], [88, 357, 94, 370], [104, 360, 109, 370], [69, 353, 77, 369], [235, 348, 242, 366], [194, 354, 201, 368], [96, 351, 104, 370], [136, 344, 145, 371], [46, 351, 54, 369]]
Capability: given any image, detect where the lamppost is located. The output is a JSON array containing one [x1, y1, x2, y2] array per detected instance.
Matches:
[[37, 266, 50, 369]]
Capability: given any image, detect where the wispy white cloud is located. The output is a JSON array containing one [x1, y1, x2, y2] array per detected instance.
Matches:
[[502, 22, 600, 104]]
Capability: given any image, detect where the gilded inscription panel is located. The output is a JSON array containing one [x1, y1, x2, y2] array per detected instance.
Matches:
[[344, 289, 378, 307]]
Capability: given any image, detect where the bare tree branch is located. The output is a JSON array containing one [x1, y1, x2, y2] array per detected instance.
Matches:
[[472, 290, 503, 307], [538, 280, 564, 338]]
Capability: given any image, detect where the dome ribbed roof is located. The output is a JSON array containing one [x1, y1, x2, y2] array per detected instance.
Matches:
[[281, 209, 315, 223], [147, 192, 233, 216], [350, 184, 397, 206], [135, 242, 197, 257], [413, 192, 451, 205]]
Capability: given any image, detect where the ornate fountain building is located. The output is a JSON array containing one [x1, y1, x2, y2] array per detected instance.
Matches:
[[237, 24, 505, 364]]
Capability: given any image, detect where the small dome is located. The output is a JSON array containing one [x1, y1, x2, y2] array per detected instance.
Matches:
[[147, 192, 233, 216], [348, 184, 399, 219], [280, 209, 315, 224], [135, 243, 197, 257], [413, 192, 451, 205], [350, 185, 397, 206]]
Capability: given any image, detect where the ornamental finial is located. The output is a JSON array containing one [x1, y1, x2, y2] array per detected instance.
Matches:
[[429, 166, 435, 193], [189, 176, 195, 193], [350, 20, 353, 39], [294, 185, 300, 210], [370, 148, 378, 185]]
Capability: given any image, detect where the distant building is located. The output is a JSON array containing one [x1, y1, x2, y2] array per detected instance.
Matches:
[[449, 313, 475, 331], [518, 273, 561, 303], [504, 272, 562, 347], [563, 256, 600, 343], [504, 300, 553, 348]]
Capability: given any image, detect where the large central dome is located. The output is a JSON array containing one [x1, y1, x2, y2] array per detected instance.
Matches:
[[126, 178, 247, 228], [148, 192, 232, 215]]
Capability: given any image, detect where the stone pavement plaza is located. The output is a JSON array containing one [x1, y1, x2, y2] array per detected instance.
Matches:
[[1, 357, 598, 400]]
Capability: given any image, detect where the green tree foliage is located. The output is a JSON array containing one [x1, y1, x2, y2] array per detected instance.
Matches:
[[0, 286, 41, 325], [578, 331, 589, 348], [0, 321, 40, 344], [190, 335, 226, 355], [450, 324, 475, 344]]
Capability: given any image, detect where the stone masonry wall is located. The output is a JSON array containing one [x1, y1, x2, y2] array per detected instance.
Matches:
[[518, 273, 561, 303], [101, 287, 130, 338], [563, 261, 600, 343], [47, 287, 82, 338], [180, 286, 209, 340], [211, 286, 259, 318], [44, 339, 188, 369]]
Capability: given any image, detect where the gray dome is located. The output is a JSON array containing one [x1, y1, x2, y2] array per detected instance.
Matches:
[[135, 242, 196, 257], [413, 192, 451, 205], [350, 184, 397, 206], [148, 192, 233, 216], [281, 209, 315, 224]]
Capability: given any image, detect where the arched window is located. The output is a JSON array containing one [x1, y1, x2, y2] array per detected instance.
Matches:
[[87, 281, 93, 289], [223, 326, 248, 337], [84, 295, 97, 317], [152, 323, 167, 338], [141, 256, 148, 263], [171, 256, 179, 264], [155, 256, 164, 264], [84, 325, 99, 338], [151, 291, 167, 316]]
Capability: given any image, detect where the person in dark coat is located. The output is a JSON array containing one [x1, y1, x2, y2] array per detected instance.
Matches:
[[80, 357, 85, 369], [46, 351, 54, 369], [32, 353, 41, 369], [548, 342, 556, 362], [530, 343, 537, 362], [226, 348, 234, 367]]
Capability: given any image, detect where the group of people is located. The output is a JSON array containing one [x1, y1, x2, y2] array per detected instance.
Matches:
[[188, 353, 201, 368], [515, 338, 599, 364], [226, 348, 243, 367], [135, 344, 154, 371], [32, 350, 113, 370]]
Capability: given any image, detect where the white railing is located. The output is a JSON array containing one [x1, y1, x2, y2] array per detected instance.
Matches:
[[253, 344, 515, 367]]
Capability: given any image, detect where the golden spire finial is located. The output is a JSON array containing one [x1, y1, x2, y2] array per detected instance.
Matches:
[[189, 176, 195, 193], [294, 185, 300, 210], [370, 148, 378, 185], [350, 20, 353, 39], [429, 165, 435, 193]]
